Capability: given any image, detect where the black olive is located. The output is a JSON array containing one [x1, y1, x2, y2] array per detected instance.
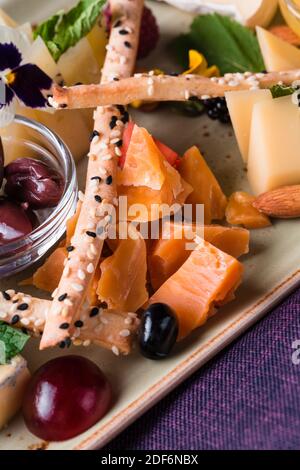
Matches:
[[0, 198, 35, 246], [139, 303, 178, 360], [4, 158, 65, 210]]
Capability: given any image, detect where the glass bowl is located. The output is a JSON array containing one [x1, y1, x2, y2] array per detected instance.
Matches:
[[0, 114, 78, 278]]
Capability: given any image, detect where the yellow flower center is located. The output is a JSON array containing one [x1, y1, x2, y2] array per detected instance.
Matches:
[[5, 71, 16, 86]]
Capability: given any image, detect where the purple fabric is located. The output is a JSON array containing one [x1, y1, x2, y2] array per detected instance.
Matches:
[[105, 287, 300, 450]]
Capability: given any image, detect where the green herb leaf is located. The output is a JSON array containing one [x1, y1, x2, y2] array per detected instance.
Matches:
[[0, 322, 29, 365], [34, 0, 106, 62], [270, 84, 296, 98], [173, 13, 265, 75]]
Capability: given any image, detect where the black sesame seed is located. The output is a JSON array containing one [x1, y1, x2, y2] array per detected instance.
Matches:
[[75, 82, 83, 86], [119, 29, 129, 35], [90, 307, 100, 317], [117, 105, 125, 113], [12, 300, 18, 304], [106, 175, 113, 185], [109, 116, 118, 129], [121, 111, 129, 124], [17, 303, 29, 311], [124, 41, 132, 48], [11, 315, 20, 325], [2, 291, 11, 301], [113, 19, 122, 28], [59, 103, 68, 109], [21, 328, 28, 335], [66, 245, 75, 252], [113, 77, 120, 81], [59, 341, 66, 349], [59, 322, 70, 330], [86, 231, 97, 238], [115, 139, 123, 147], [91, 176, 101, 182], [74, 320, 84, 328], [89, 130, 100, 142], [58, 293, 68, 302], [65, 337, 72, 348], [100, 301, 108, 309], [94, 195, 102, 203]]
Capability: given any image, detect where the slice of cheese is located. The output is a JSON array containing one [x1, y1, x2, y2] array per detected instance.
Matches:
[[256, 26, 300, 72], [225, 89, 272, 163], [248, 96, 300, 195], [161, 1, 278, 27], [0, 355, 30, 429]]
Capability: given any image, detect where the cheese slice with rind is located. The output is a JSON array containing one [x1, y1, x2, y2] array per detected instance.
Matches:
[[256, 26, 300, 72], [248, 96, 300, 195], [225, 89, 272, 162]]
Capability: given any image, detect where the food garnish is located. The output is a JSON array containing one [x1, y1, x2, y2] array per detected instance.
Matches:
[[0, 321, 29, 365], [22, 355, 112, 441], [34, 0, 106, 62], [139, 303, 179, 360]]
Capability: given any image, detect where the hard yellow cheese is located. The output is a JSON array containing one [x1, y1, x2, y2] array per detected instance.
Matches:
[[0, 356, 30, 429], [225, 89, 272, 163], [248, 96, 300, 195], [256, 26, 300, 72]]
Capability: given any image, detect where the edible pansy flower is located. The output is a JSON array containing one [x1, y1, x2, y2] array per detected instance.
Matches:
[[183, 50, 220, 78], [0, 26, 52, 127]]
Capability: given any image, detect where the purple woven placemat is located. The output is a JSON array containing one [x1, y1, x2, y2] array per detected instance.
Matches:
[[105, 287, 300, 450]]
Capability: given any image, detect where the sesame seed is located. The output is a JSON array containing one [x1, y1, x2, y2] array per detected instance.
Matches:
[[71, 283, 84, 292], [115, 147, 122, 157], [59, 322, 70, 330], [110, 129, 121, 138], [201, 95, 211, 100], [124, 317, 133, 325], [77, 269, 86, 280], [91, 176, 101, 182], [147, 85, 154, 96], [59, 341, 66, 349], [119, 329, 130, 337], [102, 154, 113, 161], [112, 346, 120, 356], [111, 138, 121, 144], [113, 19, 122, 28], [134, 73, 143, 78], [64, 299, 73, 307], [35, 318, 45, 327], [11, 314, 20, 325], [73, 339, 83, 346], [17, 303, 29, 311], [106, 175, 113, 185], [90, 307, 99, 318], [67, 245, 75, 253], [100, 301, 108, 309], [83, 339, 91, 347], [74, 320, 84, 328], [58, 293, 68, 302], [148, 70, 155, 76], [0, 312, 7, 319], [20, 317, 30, 326], [94, 195, 102, 203], [90, 130, 100, 142], [124, 41, 132, 48], [147, 77, 154, 85], [119, 28, 129, 35], [229, 80, 239, 87], [121, 111, 129, 124], [2, 291, 11, 301], [86, 231, 97, 238], [87, 263, 94, 274]]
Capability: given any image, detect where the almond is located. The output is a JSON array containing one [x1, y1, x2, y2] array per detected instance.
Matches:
[[253, 185, 300, 219]]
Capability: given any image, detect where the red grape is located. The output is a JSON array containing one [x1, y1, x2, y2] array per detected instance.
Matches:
[[22, 355, 112, 441]]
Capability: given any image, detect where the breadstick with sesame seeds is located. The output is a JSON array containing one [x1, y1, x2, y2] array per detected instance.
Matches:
[[51, 69, 300, 108], [0, 291, 139, 355], [41, 0, 144, 350]]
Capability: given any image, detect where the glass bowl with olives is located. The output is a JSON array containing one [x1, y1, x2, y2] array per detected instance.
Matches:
[[0, 115, 77, 277]]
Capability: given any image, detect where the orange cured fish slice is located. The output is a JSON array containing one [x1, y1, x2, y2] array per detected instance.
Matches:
[[117, 125, 167, 190], [179, 146, 227, 224], [97, 226, 148, 312], [149, 238, 243, 339], [149, 222, 249, 290]]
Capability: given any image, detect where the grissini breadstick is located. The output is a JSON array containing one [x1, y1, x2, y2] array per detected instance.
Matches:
[[41, 0, 144, 350], [0, 290, 139, 355], [51, 69, 300, 108]]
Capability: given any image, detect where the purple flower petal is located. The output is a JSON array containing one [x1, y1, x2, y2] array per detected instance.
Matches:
[[0, 42, 22, 71], [9, 63, 52, 108]]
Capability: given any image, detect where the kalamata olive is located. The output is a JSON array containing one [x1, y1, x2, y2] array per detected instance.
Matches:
[[22, 355, 112, 441], [0, 137, 4, 188], [0, 198, 35, 246], [139, 303, 179, 360], [4, 158, 64, 210]]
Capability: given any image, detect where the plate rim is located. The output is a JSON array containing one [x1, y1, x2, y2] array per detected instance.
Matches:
[[74, 269, 300, 450]]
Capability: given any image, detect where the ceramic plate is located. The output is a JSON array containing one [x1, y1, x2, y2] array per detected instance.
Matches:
[[0, 0, 299, 451]]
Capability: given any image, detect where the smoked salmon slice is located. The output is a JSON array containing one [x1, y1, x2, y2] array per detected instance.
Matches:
[[149, 238, 244, 339]]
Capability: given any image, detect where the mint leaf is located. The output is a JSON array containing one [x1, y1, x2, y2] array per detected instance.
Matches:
[[174, 13, 265, 75], [34, 0, 106, 62], [271, 84, 296, 98], [0, 322, 29, 364]]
